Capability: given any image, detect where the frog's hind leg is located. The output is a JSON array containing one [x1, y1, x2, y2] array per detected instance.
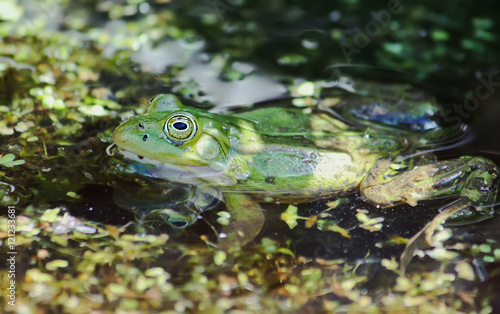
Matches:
[[362, 156, 499, 271], [360, 156, 498, 207]]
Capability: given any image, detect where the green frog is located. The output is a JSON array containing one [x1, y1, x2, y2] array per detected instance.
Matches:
[[113, 90, 498, 250]]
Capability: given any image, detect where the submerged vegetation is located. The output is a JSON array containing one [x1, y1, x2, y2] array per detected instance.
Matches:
[[1, 0, 500, 312]]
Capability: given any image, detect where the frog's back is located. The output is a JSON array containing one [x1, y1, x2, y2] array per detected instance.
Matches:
[[233, 106, 354, 135], [321, 82, 464, 145]]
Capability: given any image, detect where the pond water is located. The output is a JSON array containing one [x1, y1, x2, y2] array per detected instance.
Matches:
[[1, 0, 500, 312]]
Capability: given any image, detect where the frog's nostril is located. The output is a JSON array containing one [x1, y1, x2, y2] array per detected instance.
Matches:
[[142, 134, 149, 141], [138, 123, 145, 130]]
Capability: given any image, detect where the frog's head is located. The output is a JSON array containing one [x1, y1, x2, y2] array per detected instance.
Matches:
[[113, 94, 235, 183]]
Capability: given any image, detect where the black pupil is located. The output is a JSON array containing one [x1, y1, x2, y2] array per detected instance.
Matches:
[[173, 121, 188, 130]]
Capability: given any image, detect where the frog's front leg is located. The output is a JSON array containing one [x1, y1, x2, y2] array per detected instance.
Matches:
[[164, 187, 220, 228], [361, 156, 499, 207], [218, 193, 265, 251]]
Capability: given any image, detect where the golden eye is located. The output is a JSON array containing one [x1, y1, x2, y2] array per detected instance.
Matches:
[[164, 113, 197, 142]]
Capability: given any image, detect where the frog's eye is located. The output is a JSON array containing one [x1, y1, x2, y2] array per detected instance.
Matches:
[[164, 113, 197, 142]]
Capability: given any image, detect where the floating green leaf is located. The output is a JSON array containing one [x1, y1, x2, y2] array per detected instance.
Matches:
[[0, 153, 25, 168]]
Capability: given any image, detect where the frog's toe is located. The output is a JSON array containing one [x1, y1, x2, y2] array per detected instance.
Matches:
[[461, 157, 499, 204]]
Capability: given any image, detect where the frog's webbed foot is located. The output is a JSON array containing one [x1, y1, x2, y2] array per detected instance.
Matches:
[[399, 198, 475, 272], [460, 158, 499, 205], [218, 193, 265, 252]]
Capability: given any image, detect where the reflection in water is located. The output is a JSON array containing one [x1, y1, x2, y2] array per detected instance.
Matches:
[[113, 177, 220, 229], [68, 178, 221, 231], [132, 40, 287, 108]]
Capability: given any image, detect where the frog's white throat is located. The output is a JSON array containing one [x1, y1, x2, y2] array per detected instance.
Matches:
[[116, 148, 236, 186]]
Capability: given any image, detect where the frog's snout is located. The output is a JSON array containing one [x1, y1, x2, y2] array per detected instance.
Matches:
[[113, 120, 143, 147], [113, 123, 128, 146]]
